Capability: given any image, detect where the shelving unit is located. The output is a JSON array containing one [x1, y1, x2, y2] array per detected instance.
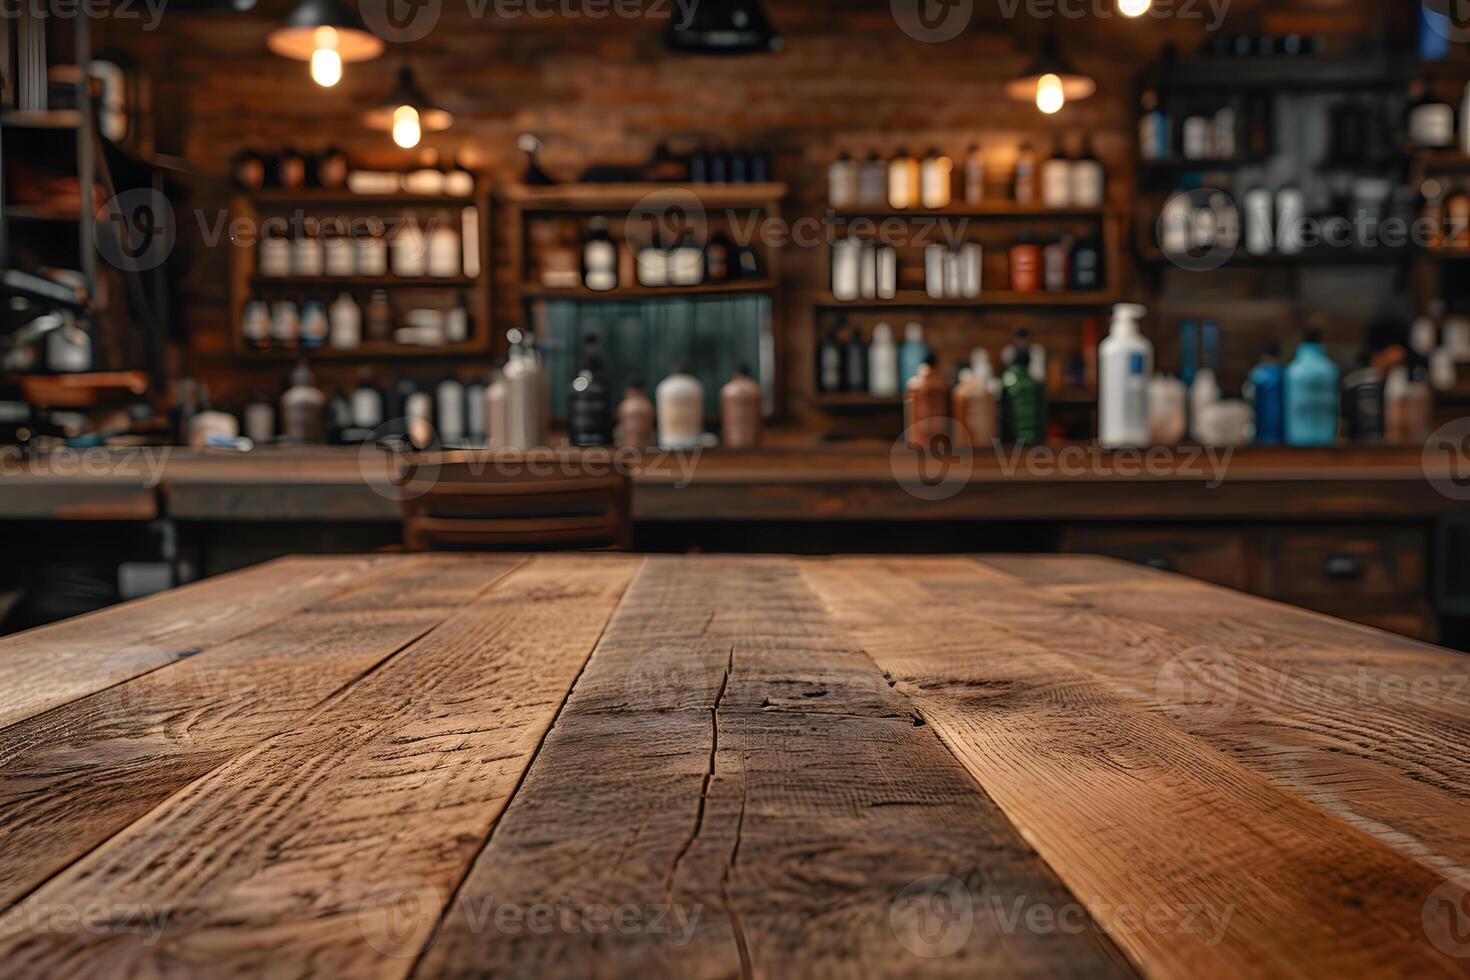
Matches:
[[227, 188, 493, 360], [815, 290, 1120, 309]]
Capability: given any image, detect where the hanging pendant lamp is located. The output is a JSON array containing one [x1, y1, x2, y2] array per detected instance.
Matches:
[[1004, 33, 1096, 115], [266, 0, 384, 87], [364, 66, 454, 149]]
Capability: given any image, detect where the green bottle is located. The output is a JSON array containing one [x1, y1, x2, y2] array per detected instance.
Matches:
[[1000, 344, 1047, 444]]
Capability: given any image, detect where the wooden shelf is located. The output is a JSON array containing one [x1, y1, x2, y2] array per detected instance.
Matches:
[[0, 109, 82, 129], [520, 279, 776, 300], [249, 189, 475, 207], [251, 276, 476, 289], [15, 371, 150, 408], [816, 291, 1118, 309], [811, 392, 902, 410], [828, 202, 1119, 220], [501, 182, 787, 211], [235, 342, 489, 361]]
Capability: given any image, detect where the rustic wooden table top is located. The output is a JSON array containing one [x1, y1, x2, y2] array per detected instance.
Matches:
[[1, 553, 1468, 977]]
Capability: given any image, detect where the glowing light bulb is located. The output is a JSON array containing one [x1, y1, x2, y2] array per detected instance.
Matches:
[[1118, 0, 1151, 16], [392, 104, 422, 149], [309, 27, 342, 87], [1036, 73, 1065, 115]]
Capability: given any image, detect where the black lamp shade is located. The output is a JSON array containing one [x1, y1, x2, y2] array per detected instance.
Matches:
[[363, 67, 454, 132], [662, 0, 782, 55], [266, 0, 385, 62], [1004, 33, 1096, 103]]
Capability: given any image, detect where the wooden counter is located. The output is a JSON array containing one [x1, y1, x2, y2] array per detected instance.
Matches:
[[0, 554, 1466, 976], [0, 443, 1461, 523]]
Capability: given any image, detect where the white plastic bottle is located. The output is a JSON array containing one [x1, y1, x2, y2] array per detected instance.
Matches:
[[656, 369, 705, 450], [502, 329, 548, 450], [868, 322, 899, 397], [1098, 303, 1154, 448], [1190, 366, 1222, 443], [329, 293, 361, 350]]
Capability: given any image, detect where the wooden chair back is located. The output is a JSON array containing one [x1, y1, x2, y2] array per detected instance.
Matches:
[[397, 450, 633, 552]]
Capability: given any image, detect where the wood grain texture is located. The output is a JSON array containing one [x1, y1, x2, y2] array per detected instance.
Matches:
[[0, 556, 403, 730], [799, 558, 1470, 979], [0, 558, 521, 912], [0, 556, 638, 978], [417, 557, 1131, 979]]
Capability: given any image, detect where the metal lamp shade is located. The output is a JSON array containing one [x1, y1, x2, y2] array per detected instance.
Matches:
[[1003, 34, 1096, 103], [266, 0, 385, 62], [363, 67, 454, 132]]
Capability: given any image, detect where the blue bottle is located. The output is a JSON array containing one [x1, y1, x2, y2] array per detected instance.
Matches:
[[1246, 345, 1285, 445], [1284, 330, 1340, 447], [1179, 321, 1199, 387], [898, 322, 931, 391]]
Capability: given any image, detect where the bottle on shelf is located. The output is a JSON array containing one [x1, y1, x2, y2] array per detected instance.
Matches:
[[1182, 112, 1212, 160], [832, 236, 861, 302], [951, 352, 997, 447], [445, 291, 471, 345], [1245, 344, 1285, 444], [1148, 374, 1188, 445], [898, 322, 931, 392], [615, 378, 656, 449], [706, 230, 734, 282], [869, 323, 899, 398], [721, 365, 762, 449], [404, 387, 435, 450], [1013, 142, 1038, 205], [1284, 329, 1340, 447], [243, 300, 271, 351], [299, 300, 328, 350], [1408, 80, 1456, 148], [844, 325, 869, 394], [583, 216, 618, 292], [656, 368, 705, 450], [819, 322, 845, 394], [188, 388, 239, 449], [486, 364, 509, 449], [465, 375, 488, 447], [328, 293, 361, 350], [1070, 134, 1105, 209], [244, 391, 275, 445], [428, 222, 461, 279], [637, 231, 671, 287], [502, 328, 549, 450], [349, 369, 385, 437], [905, 357, 949, 449], [1243, 187, 1274, 256], [1009, 234, 1042, 293], [280, 361, 326, 444], [920, 148, 953, 210], [1275, 185, 1306, 255], [1343, 349, 1385, 444], [1139, 90, 1171, 161], [999, 335, 1046, 444], [436, 374, 467, 445], [963, 144, 985, 205], [828, 152, 859, 209], [1043, 238, 1071, 293], [1069, 238, 1101, 291], [1098, 303, 1153, 449], [668, 235, 705, 287], [1040, 142, 1072, 209], [888, 148, 920, 210], [366, 290, 392, 343], [858, 152, 887, 208], [568, 340, 613, 447], [270, 301, 300, 349], [1385, 357, 1433, 445]]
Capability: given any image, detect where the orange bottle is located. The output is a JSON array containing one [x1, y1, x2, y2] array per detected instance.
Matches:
[[905, 357, 950, 449]]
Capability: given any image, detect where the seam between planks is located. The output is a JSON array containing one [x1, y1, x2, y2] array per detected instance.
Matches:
[[406, 555, 649, 979]]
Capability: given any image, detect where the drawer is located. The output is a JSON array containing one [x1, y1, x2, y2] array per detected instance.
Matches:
[[1062, 526, 1251, 592], [1260, 527, 1426, 602]]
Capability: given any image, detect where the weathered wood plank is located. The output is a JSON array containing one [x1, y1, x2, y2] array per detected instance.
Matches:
[[0, 557, 522, 912], [416, 557, 1130, 979], [800, 558, 1470, 978], [0, 556, 406, 730], [0, 556, 639, 977]]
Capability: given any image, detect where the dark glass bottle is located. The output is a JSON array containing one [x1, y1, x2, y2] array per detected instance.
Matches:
[[1000, 343, 1046, 444], [844, 327, 869, 393], [818, 324, 845, 393], [568, 340, 614, 447]]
